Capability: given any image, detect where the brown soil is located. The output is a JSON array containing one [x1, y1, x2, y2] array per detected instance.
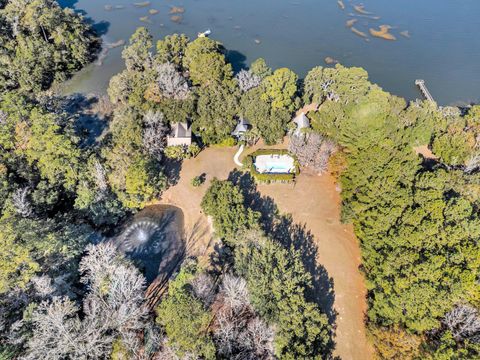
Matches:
[[369, 25, 396, 40], [157, 142, 374, 359], [296, 103, 319, 116], [169, 6, 185, 14], [351, 27, 368, 38], [170, 15, 182, 23], [414, 144, 438, 159]]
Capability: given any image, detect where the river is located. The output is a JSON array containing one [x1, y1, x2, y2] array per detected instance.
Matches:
[[60, 0, 480, 106]]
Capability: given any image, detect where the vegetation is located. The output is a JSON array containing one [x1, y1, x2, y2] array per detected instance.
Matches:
[[303, 64, 480, 357], [108, 28, 297, 146], [0, 0, 98, 92], [197, 179, 333, 359], [1, 12, 479, 358], [243, 149, 299, 183]]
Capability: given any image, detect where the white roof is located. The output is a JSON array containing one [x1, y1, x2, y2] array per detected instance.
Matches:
[[293, 112, 310, 129], [167, 122, 192, 146]]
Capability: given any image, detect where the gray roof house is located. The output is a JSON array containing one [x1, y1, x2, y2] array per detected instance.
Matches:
[[293, 112, 310, 136], [167, 122, 192, 146], [231, 117, 251, 139]]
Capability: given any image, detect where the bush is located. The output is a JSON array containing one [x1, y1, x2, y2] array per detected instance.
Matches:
[[191, 175, 204, 187], [213, 137, 237, 147], [165, 143, 201, 160]]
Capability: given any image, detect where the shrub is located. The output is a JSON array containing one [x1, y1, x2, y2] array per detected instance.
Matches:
[[191, 175, 204, 187], [165, 143, 201, 160]]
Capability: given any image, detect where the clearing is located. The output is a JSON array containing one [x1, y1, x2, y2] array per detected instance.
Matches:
[[157, 142, 374, 359]]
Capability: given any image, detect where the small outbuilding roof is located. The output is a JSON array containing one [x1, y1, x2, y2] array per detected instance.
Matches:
[[170, 122, 191, 138], [232, 117, 251, 137], [167, 122, 192, 146], [293, 112, 310, 129]]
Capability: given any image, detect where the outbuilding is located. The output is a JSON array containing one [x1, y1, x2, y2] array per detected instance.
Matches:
[[167, 122, 192, 146]]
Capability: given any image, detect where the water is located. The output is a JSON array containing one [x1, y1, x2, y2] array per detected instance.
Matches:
[[61, 0, 480, 105], [114, 205, 185, 283]]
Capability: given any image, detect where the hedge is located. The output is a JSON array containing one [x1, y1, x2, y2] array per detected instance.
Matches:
[[243, 149, 300, 183]]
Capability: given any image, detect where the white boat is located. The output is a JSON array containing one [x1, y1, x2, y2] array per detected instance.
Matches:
[[197, 29, 212, 38]]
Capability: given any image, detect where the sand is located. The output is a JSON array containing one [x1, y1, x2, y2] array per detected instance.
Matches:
[[369, 25, 396, 40]]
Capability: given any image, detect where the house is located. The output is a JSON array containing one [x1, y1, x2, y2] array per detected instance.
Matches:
[[167, 122, 192, 146], [293, 112, 310, 136], [231, 117, 251, 139]]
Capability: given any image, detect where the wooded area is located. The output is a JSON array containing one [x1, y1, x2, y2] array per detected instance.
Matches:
[[0, 1, 479, 358]]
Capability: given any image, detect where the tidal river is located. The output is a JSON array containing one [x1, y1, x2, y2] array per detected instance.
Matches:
[[60, 0, 480, 106]]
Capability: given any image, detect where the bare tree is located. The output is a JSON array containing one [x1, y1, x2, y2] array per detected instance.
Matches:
[[465, 153, 480, 173], [23, 243, 148, 359], [22, 296, 112, 360], [12, 187, 33, 217], [289, 133, 337, 174], [143, 110, 169, 161], [155, 63, 190, 100], [235, 69, 262, 92], [244, 317, 274, 358], [92, 160, 108, 192], [220, 274, 250, 310], [213, 274, 274, 359], [31, 275, 55, 298], [443, 304, 480, 343], [191, 272, 217, 307]]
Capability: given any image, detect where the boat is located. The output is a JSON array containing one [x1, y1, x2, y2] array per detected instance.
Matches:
[[197, 29, 212, 38]]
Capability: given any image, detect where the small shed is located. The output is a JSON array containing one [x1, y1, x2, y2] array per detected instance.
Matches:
[[167, 122, 192, 146], [293, 112, 310, 136], [231, 117, 251, 139]]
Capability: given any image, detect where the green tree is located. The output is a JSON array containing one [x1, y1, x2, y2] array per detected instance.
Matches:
[[156, 265, 216, 359], [193, 84, 239, 144], [250, 58, 272, 79], [201, 179, 259, 243], [183, 37, 233, 86], [21, 108, 81, 190], [155, 33, 190, 68], [0, 0, 97, 92], [240, 87, 289, 144], [261, 68, 298, 111], [122, 27, 152, 71]]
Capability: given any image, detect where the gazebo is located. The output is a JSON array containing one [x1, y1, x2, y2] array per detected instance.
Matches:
[[293, 112, 310, 136], [167, 122, 192, 146], [231, 117, 251, 139]]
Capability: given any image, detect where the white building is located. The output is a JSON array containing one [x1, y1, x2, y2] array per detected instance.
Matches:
[[167, 122, 192, 147]]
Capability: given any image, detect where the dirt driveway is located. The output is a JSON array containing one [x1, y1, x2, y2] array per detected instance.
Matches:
[[157, 144, 373, 360]]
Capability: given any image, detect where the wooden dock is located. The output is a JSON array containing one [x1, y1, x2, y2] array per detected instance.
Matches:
[[415, 79, 435, 102]]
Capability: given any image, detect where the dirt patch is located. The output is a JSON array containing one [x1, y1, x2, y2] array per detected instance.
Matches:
[[414, 144, 438, 159]]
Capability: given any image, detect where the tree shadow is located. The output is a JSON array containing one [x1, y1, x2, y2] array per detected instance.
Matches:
[[43, 93, 109, 149], [227, 170, 337, 329], [57, 0, 78, 8], [272, 216, 337, 325], [162, 158, 182, 187], [226, 49, 248, 73]]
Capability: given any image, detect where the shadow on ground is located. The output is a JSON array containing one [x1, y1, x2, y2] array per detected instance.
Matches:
[[228, 170, 337, 326]]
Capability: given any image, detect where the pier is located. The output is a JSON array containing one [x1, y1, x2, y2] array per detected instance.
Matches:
[[415, 79, 435, 102]]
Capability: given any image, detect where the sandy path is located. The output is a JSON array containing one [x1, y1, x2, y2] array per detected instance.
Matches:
[[158, 144, 373, 359]]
